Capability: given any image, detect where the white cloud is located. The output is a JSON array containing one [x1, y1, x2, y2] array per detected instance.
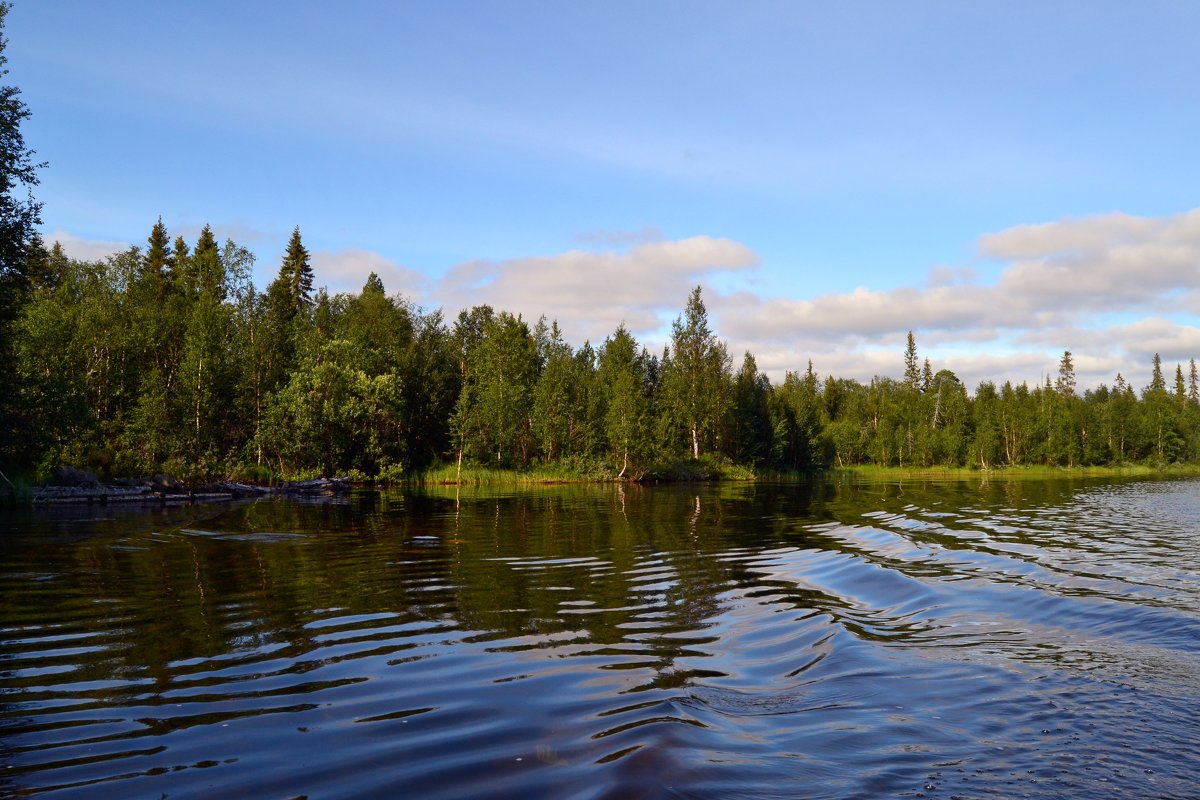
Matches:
[[925, 264, 978, 288], [423, 209, 1200, 392], [708, 209, 1200, 389], [986, 209, 1200, 310], [43, 229, 128, 262], [311, 248, 428, 300], [433, 236, 758, 345]]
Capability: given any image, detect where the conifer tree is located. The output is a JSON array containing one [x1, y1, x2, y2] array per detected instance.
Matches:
[[141, 217, 171, 299], [279, 226, 314, 313], [169, 235, 190, 287], [1189, 359, 1199, 405], [188, 225, 225, 301], [1055, 350, 1076, 397], [1149, 353, 1166, 394], [22, 233, 56, 292], [903, 331, 920, 389], [728, 351, 772, 465]]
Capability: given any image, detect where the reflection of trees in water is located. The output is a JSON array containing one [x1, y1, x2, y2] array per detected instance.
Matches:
[[0, 485, 819, 700], [0, 476, 1153, 718]]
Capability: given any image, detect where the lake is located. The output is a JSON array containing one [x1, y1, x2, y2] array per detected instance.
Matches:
[[2, 477, 1199, 798]]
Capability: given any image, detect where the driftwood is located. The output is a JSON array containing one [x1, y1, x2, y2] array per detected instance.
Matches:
[[280, 478, 352, 496], [28, 467, 353, 506]]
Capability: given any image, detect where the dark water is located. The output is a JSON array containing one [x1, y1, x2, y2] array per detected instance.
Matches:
[[2, 477, 1199, 799]]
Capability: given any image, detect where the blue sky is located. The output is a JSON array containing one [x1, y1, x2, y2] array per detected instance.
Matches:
[[12, 1, 1200, 389]]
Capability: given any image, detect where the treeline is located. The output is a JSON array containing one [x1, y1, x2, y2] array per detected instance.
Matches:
[[4, 222, 1200, 483]]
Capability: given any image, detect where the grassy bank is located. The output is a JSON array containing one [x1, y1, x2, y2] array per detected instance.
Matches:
[[413, 455, 757, 485], [410, 459, 1200, 487], [821, 463, 1200, 481]]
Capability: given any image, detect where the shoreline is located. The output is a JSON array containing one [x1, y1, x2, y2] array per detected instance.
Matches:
[[9, 462, 1198, 508]]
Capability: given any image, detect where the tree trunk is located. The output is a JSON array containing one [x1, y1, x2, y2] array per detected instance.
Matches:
[[691, 425, 699, 460]]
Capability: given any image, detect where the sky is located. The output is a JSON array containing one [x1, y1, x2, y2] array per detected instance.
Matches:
[[11, 1, 1200, 391]]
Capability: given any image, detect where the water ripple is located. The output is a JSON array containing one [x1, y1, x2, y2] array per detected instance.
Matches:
[[2, 479, 1199, 798]]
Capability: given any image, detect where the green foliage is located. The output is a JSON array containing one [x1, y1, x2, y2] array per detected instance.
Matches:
[[8, 215, 1200, 485], [453, 311, 538, 466], [662, 286, 731, 460], [597, 325, 651, 477], [0, 2, 44, 470], [280, 226, 314, 313], [727, 352, 772, 466]]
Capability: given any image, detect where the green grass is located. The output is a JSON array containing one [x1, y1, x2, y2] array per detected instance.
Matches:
[[821, 462, 1200, 481], [416, 463, 609, 486], [415, 454, 761, 485]]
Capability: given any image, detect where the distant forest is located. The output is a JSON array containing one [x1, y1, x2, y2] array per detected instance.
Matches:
[[3, 221, 1200, 484]]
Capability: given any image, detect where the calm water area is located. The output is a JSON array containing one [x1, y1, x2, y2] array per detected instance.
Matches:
[[2, 476, 1199, 799]]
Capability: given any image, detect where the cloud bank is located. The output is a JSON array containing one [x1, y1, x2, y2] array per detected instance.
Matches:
[[310, 248, 428, 300], [41, 208, 1200, 394], [426, 209, 1200, 392], [43, 229, 129, 262], [433, 236, 758, 345]]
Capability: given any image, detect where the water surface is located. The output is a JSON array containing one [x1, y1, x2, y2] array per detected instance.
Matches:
[[2, 477, 1199, 798]]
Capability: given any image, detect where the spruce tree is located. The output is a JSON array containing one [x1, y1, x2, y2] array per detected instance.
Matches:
[[169, 235, 190, 287], [1150, 353, 1166, 393], [142, 217, 171, 299], [186, 225, 224, 301], [279, 226, 314, 313], [1055, 350, 1076, 397], [903, 331, 920, 389]]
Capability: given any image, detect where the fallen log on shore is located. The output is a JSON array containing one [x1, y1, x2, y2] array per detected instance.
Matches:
[[29, 479, 350, 503], [28, 467, 354, 506]]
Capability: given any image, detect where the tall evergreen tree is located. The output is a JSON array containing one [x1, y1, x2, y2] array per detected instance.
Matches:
[[278, 226, 314, 313], [141, 217, 171, 300], [189, 225, 225, 301], [1149, 352, 1166, 394], [23, 233, 58, 292], [169, 235, 190, 287], [728, 351, 773, 465], [1055, 350, 1076, 397], [903, 331, 920, 389]]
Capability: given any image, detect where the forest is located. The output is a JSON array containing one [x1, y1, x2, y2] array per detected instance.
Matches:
[[0, 1, 1197, 488], [3, 221, 1200, 486]]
